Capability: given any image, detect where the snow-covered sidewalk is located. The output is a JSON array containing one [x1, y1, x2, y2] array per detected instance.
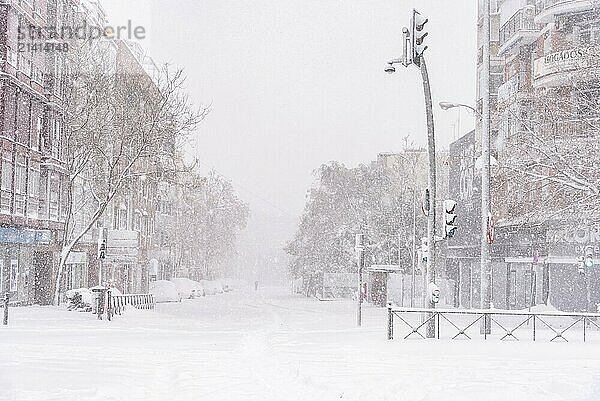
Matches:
[[1, 287, 600, 401]]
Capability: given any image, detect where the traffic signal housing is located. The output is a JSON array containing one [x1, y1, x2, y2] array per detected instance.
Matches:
[[97, 227, 107, 260], [585, 246, 594, 268], [421, 237, 429, 263], [443, 200, 458, 239], [411, 9, 429, 66]]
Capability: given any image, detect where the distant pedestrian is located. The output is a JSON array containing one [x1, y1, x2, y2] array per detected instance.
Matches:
[[254, 281, 259, 291]]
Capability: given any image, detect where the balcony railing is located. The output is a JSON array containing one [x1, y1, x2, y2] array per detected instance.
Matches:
[[499, 8, 538, 49], [535, 0, 592, 22], [536, 0, 584, 12]]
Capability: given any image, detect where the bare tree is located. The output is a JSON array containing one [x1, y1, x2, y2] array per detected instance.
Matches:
[[53, 40, 208, 304], [495, 53, 600, 224]]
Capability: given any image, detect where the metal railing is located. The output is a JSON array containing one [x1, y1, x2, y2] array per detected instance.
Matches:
[[105, 292, 155, 321], [535, 0, 585, 13], [387, 305, 600, 342], [499, 8, 537, 48]]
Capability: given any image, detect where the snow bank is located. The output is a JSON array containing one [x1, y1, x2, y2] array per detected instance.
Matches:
[[198, 279, 218, 295], [170, 278, 205, 298], [149, 280, 182, 303]]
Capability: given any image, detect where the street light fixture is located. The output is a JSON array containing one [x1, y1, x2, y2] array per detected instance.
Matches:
[[384, 63, 396, 74], [439, 102, 480, 117]]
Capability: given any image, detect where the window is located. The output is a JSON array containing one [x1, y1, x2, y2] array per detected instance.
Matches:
[[16, 94, 30, 145], [31, 65, 44, 85], [13, 162, 26, 216], [51, 119, 62, 159], [1, 155, 13, 192], [508, 267, 517, 308], [14, 163, 26, 195], [32, 115, 42, 151], [6, 47, 17, 67], [18, 53, 32, 77], [1, 155, 13, 214], [38, 172, 48, 220], [9, 260, 18, 292], [27, 167, 40, 219], [49, 175, 59, 221]]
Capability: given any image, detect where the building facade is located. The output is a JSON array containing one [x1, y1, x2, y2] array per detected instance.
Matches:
[[0, 0, 71, 305], [450, 0, 600, 312]]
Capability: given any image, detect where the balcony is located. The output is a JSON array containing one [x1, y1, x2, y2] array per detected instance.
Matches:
[[535, 0, 593, 24], [498, 7, 539, 55]]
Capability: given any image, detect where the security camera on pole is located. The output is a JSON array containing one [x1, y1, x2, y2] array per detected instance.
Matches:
[[385, 9, 436, 338]]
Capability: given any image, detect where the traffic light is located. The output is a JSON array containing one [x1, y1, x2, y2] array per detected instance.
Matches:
[[411, 9, 429, 67], [443, 200, 458, 238], [97, 227, 107, 260], [422, 188, 430, 216], [585, 246, 594, 268], [421, 237, 429, 263]]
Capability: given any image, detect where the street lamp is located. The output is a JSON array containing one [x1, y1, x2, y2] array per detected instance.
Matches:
[[439, 102, 480, 117]]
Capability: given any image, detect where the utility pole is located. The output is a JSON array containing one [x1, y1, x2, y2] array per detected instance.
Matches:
[[481, 0, 492, 334], [421, 57, 437, 339], [411, 188, 417, 307], [356, 233, 365, 327]]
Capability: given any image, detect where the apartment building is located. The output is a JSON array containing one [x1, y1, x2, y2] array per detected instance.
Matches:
[[450, 0, 600, 312], [0, 0, 71, 304]]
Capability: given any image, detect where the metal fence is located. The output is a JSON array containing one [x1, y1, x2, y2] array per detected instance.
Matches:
[[387, 305, 600, 342], [105, 292, 155, 321]]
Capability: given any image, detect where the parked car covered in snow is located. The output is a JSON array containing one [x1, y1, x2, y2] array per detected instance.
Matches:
[[150, 280, 182, 303], [170, 278, 204, 299]]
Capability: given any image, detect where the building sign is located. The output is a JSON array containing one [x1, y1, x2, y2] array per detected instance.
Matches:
[[546, 225, 600, 245], [533, 46, 599, 81], [106, 230, 139, 263], [547, 225, 600, 257], [0, 228, 51, 245]]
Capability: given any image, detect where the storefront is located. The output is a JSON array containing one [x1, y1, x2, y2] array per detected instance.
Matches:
[[0, 227, 57, 305]]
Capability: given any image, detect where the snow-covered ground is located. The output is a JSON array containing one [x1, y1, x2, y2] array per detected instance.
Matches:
[[1, 287, 600, 401]]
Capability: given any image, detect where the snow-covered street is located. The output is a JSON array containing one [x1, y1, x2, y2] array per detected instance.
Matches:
[[1, 286, 600, 401]]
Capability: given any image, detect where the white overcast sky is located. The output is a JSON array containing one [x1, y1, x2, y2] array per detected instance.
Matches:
[[101, 0, 477, 226]]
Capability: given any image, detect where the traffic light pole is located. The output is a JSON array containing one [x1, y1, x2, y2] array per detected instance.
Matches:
[[420, 56, 437, 339], [384, 8, 435, 336], [480, 0, 492, 334]]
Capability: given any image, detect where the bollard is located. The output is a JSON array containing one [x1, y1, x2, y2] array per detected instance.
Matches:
[[97, 293, 102, 320], [107, 290, 112, 321], [3, 293, 8, 326], [387, 302, 393, 340]]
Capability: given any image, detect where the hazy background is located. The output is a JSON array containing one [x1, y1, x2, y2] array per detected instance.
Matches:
[[101, 0, 477, 281]]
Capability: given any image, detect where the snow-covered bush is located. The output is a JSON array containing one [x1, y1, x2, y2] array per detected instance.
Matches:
[[65, 288, 93, 311]]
